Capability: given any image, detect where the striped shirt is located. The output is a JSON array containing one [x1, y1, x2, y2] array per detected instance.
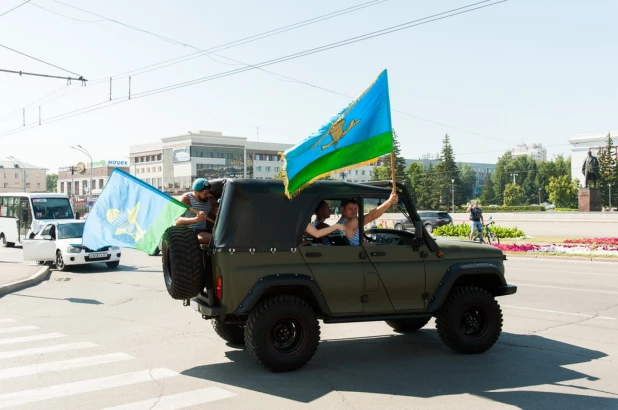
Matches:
[[186, 193, 212, 232], [338, 217, 360, 246]]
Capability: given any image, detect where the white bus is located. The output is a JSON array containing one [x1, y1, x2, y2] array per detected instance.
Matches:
[[0, 192, 75, 247]]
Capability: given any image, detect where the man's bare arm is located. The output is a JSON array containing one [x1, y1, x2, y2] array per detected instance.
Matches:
[[174, 194, 206, 226], [364, 193, 398, 226]]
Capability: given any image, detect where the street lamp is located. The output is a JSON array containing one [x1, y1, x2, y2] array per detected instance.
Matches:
[[451, 178, 455, 214], [610, 183, 613, 211], [71, 145, 93, 202], [7, 156, 26, 192], [340, 171, 348, 181], [538, 188, 541, 205], [510, 173, 518, 185]]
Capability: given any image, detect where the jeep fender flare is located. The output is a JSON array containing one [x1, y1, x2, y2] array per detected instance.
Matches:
[[234, 274, 330, 316], [426, 263, 508, 313]]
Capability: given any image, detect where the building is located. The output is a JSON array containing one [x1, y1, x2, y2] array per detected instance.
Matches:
[[511, 143, 547, 162], [57, 160, 131, 204], [129, 130, 378, 194], [0, 160, 47, 193], [569, 131, 617, 184]]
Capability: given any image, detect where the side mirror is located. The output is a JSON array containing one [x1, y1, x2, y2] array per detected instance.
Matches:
[[42, 235, 53, 240], [414, 221, 423, 240]]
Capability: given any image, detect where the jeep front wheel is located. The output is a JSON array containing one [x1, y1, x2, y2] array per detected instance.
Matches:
[[435, 286, 502, 354], [161, 226, 204, 300], [212, 317, 245, 345], [385, 317, 430, 333], [245, 295, 320, 372]]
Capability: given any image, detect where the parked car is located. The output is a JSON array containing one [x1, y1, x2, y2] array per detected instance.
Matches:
[[394, 210, 453, 233], [22, 221, 121, 271], [540, 202, 555, 210]]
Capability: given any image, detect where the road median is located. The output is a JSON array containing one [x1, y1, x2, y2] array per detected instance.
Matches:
[[0, 264, 51, 296]]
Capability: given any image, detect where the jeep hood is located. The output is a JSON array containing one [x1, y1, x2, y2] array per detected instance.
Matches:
[[435, 238, 504, 260]]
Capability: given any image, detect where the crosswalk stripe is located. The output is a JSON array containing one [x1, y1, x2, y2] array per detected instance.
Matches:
[[0, 342, 97, 359], [0, 326, 38, 334], [0, 353, 134, 380], [0, 320, 16, 324], [101, 387, 236, 410], [0, 333, 66, 346], [0, 368, 178, 409]]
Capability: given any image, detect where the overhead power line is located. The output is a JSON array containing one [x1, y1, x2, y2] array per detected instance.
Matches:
[[0, 0, 31, 17], [0, 68, 86, 82], [0, 44, 85, 79], [0, 0, 508, 141], [28, 2, 104, 22]]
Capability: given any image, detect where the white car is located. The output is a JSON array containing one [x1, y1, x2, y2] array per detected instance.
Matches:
[[23, 221, 121, 271]]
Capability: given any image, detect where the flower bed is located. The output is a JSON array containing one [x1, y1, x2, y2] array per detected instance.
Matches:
[[564, 238, 618, 246], [492, 242, 618, 256]]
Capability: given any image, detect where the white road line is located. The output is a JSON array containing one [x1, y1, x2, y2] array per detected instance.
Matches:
[[0, 342, 97, 359], [0, 319, 16, 324], [0, 333, 66, 346], [502, 305, 616, 321], [0, 353, 134, 380], [516, 283, 618, 295], [0, 326, 38, 334], [512, 268, 618, 277], [101, 387, 236, 410], [0, 368, 178, 409]]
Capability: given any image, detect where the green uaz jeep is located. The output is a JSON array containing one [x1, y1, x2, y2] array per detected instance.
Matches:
[[161, 179, 516, 372]]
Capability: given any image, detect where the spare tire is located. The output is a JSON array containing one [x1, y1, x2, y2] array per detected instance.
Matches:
[[161, 226, 204, 299]]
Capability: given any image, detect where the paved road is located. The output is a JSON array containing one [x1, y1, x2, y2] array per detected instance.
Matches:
[[0, 248, 617, 409]]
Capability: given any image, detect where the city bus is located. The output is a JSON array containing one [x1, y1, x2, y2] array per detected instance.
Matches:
[[0, 192, 74, 247]]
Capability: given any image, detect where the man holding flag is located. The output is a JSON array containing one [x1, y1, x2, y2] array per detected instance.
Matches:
[[337, 195, 398, 246]]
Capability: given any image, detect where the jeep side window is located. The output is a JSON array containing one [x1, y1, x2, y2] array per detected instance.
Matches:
[[302, 198, 350, 246]]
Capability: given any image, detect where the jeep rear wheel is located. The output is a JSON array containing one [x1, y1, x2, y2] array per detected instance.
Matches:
[[161, 226, 204, 300], [385, 317, 430, 333], [212, 317, 245, 345], [245, 295, 320, 372], [435, 286, 502, 354]]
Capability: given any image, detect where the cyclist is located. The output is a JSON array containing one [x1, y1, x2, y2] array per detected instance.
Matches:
[[467, 201, 485, 242]]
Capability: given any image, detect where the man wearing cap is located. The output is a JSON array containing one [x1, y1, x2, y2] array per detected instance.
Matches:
[[466, 201, 484, 241], [174, 178, 218, 244], [338, 193, 398, 246]]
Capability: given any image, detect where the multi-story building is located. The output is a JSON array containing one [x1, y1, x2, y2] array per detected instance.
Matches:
[[57, 160, 130, 204], [569, 131, 617, 184], [129, 130, 378, 195], [511, 143, 547, 162], [0, 160, 47, 193]]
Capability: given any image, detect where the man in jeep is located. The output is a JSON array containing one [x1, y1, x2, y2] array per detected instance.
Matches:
[[174, 178, 218, 244], [338, 192, 398, 245]]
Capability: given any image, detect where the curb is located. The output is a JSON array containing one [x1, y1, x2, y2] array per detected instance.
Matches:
[[0, 266, 51, 297], [504, 253, 618, 263]]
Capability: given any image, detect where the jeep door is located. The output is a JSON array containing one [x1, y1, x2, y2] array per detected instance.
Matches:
[[300, 246, 366, 314]]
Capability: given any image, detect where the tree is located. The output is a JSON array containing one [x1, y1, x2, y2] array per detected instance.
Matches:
[[503, 183, 525, 206], [458, 163, 476, 201], [371, 130, 408, 186], [536, 160, 557, 204], [598, 133, 617, 207], [46, 174, 58, 192], [434, 134, 462, 207], [547, 175, 579, 208], [479, 172, 495, 205], [415, 164, 440, 209], [492, 152, 515, 204]]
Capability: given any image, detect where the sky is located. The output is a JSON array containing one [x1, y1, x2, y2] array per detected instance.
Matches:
[[0, 0, 617, 174]]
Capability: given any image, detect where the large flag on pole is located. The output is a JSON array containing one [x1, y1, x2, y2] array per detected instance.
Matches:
[[282, 69, 393, 198], [82, 168, 188, 254]]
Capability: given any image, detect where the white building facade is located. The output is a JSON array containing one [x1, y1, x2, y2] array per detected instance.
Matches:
[[569, 131, 617, 184], [511, 143, 547, 162]]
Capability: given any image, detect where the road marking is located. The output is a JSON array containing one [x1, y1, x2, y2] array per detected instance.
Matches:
[[512, 268, 618, 277], [0, 326, 38, 334], [0, 319, 16, 324], [502, 305, 616, 320], [0, 342, 97, 359], [0, 333, 66, 346], [0, 368, 178, 409], [516, 283, 618, 295], [101, 387, 236, 410], [0, 353, 134, 380]]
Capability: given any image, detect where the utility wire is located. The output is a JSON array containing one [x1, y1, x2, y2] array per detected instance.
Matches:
[[29, 2, 104, 22], [0, 0, 508, 140], [0, 44, 84, 78], [0, 68, 85, 81], [0, 0, 31, 17]]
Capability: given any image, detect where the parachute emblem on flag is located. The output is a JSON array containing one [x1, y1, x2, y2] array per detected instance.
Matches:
[[312, 118, 361, 151], [106, 203, 145, 243]]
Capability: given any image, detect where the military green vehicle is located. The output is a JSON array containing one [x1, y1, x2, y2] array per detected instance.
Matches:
[[161, 179, 517, 372]]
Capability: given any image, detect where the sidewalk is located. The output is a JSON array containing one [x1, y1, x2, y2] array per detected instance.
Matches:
[[0, 262, 50, 296]]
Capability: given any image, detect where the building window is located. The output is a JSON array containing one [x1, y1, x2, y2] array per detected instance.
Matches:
[[147, 167, 151, 173], [37, 183, 40, 188], [136, 168, 139, 174], [355, 170, 358, 175], [99, 179, 104, 189], [274, 167, 279, 172], [14, 173, 18, 178], [60, 182, 64, 193], [265, 167, 271, 172], [3, 183, 7, 188], [2, 172, 6, 178], [157, 154, 162, 161], [256, 166, 262, 172], [255, 154, 261, 160], [361, 170, 366, 175], [158, 166, 162, 172], [25, 173, 30, 178]]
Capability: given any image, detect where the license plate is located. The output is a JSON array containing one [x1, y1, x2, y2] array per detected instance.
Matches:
[[89, 253, 107, 259]]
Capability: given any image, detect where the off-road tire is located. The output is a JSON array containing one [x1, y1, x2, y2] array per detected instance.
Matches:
[[425, 224, 433, 233], [161, 226, 204, 300], [385, 317, 431, 333], [245, 295, 320, 372], [212, 317, 245, 345], [106, 261, 120, 268], [435, 286, 502, 354], [55, 251, 68, 271]]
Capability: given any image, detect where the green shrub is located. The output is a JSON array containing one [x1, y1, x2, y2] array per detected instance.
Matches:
[[481, 206, 546, 213], [433, 223, 525, 238]]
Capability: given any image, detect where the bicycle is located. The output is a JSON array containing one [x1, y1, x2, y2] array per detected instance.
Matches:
[[471, 221, 500, 245]]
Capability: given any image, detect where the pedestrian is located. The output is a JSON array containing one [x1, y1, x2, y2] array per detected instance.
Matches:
[[466, 201, 485, 241]]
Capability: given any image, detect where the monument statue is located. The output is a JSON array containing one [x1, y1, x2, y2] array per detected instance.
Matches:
[[582, 150, 601, 188]]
